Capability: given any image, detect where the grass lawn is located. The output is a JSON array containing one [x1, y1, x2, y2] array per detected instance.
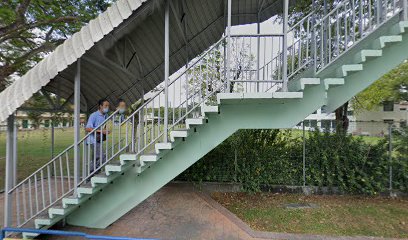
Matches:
[[212, 192, 408, 238], [0, 128, 78, 190]]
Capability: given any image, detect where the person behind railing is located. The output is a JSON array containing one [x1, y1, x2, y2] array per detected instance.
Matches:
[[115, 98, 127, 125], [85, 98, 111, 173]]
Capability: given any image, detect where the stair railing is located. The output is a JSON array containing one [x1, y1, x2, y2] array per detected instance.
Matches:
[[313, 0, 407, 73], [6, 0, 408, 229], [6, 109, 133, 228]]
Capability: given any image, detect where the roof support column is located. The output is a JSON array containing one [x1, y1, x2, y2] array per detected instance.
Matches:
[[74, 59, 81, 196], [282, 0, 289, 92], [164, 0, 170, 143], [4, 114, 15, 228], [226, 0, 232, 93]]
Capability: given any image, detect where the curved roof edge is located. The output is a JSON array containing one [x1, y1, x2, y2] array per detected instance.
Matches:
[[0, 0, 147, 122]]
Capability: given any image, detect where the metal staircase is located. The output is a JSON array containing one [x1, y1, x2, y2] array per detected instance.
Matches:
[[4, 0, 408, 238]]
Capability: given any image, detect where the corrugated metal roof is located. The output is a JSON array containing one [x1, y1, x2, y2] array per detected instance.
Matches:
[[0, 0, 284, 121]]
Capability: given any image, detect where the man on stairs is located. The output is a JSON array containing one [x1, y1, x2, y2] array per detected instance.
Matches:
[[85, 98, 111, 173]]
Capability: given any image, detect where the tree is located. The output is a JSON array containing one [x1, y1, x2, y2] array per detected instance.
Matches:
[[352, 61, 408, 113], [0, 0, 112, 90]]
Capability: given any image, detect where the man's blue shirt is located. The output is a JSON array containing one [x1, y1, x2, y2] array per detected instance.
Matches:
[[86, 110, 107, 144]]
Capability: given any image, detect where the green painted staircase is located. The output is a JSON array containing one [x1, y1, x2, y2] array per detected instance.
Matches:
[[21, 14, 408, 240]]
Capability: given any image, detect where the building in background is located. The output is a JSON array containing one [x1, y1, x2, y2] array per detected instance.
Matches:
[[0, 111, 86, 130], [297, 102, 408, 136]]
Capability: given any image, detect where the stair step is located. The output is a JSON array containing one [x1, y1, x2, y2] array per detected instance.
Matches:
[[62, 195, 80, 208], [91, 173, 110, 187], [49, 204, 72, 218], [324, 78, 345, 90], [22, 232, 40, 239], [155, 142, 173, 154], [373, 35, 402, 49], [170, 129, 189, 142], [140, 153, 158, 166], [186, 118, 204, 129], [339, 64, 363, 77], [120, 153, 139, 164], [77, 182, 95, 196], [289, 78, 320, 92], [354, 49, 382, 63], [217, 92, 303, 104], [201, 105, 219, 115], [34, 213, 54, 229], [390, 21, 408, 34], [105, 160, 123, 175]]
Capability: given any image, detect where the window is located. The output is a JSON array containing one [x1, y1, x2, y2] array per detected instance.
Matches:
[[44, 120, 50, 128], [401, 120, 407, 128], [400, 107, 407, 111], [322, 120, 331, 130], [383, 101, 394, 111], [383, 119, 394, 124], [347, 110, 354, 116], [310, 120, 318, 128], [321, 105, 328, 114], [63, 119, 68, 127]]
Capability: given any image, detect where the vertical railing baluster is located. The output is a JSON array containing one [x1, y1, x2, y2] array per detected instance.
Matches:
[[34, 174, 39, 213], [28, 178, 33, 217], [22, 183, 27, 222], [40, 170, 45, 209], [66, 153, 71, 190], [47, 165, 52, 203]]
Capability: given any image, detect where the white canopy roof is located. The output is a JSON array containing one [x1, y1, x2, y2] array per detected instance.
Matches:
[[0, 0, 285, 121]]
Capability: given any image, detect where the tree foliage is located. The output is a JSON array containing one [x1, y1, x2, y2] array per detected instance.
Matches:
[[353, 61, 408, 113], [0, 0, 112, 90]]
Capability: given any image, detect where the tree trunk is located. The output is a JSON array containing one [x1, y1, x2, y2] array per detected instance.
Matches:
[[335, 101, 349, 132]]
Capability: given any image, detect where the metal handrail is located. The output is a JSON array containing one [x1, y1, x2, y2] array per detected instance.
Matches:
[[8, 108, 121, 193]]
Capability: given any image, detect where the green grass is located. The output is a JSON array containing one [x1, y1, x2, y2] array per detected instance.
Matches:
[[212, 192, 408, 238], [0, 128, 78, 190]]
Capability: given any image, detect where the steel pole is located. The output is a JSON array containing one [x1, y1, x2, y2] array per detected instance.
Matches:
[[303, 121, 306, 187], [282, 0, 289, 91], [164, 0, 170, 143], [226, 0, 232, 93], [256, 14, 260, 92], [74, 59, 81, 196], [13, 117, 17, 186], [4, 115, 15, 227], [388, 123, 393, 192], [404, 0, 408, 20]]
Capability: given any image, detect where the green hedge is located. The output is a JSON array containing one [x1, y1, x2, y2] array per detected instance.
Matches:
[[177, 128, 408, 194]]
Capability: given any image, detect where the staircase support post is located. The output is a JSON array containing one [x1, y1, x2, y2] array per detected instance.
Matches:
[[164, 0, 170, 143], [226, 0, 232, 92], [4, 115, 15, 228], [282, 0, 289, 91], [74, 59, 81, 195]]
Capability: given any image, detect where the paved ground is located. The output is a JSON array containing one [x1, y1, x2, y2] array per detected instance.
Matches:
[[1, 183, 404, 240]]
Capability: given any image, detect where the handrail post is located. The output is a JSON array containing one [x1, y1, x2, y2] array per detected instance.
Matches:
[[74, 59, 81, 196], [312, 0, 317, 74], [226, 0, 232, 93], [4, 115, 15, 228], [164, 0, 170, 143], [256, 11, 261, 92], [282, 0, 289, 91]]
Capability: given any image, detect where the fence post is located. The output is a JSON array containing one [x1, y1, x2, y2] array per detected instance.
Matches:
[[303, 121, 306, 187], [388, 123, 393, 193]]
